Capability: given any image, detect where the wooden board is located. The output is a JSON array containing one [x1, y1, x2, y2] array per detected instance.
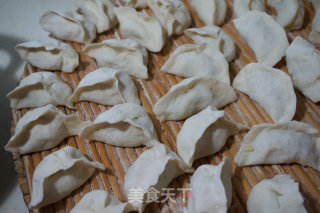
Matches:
[[12, 0, 320, 212]]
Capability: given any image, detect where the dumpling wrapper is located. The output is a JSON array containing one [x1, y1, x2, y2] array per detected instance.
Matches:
[[177, 106, 244, 167], [114, 7, 165, 52], [233, 0, 265, 17], [83, 39, 148, 79], [309, 0, 320, 46], [75, 0, 117, 33], [268, 0, 305, 31], [234, 121, 320, 171], [80, 103, 158, 147], [123, 0, 148, 8], [190, 0, 227, 25], [233, 11, 289, 66], [184, 25, 236, 62], [188, 157, 233, 213], [7, 72, 74, 109], [29, 146, 105, 208], [40, 11, 96, 44], [233, 63, 296, 123], [247, 175, 307, 213], [124, 143, 193, 213], [161, 44, 230, 84], [286, 36, 320, 102], [15, 40, 79, 73], [70, 190, 134, 213], [5, 105, 90, 155], [153, 77, 237, 122], [147, 0, 191, 36], [69, 67, 141, 105]]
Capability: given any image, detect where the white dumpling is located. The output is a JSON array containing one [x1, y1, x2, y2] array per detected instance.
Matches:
[[190, 0, 227, 25], [124, 143, 193, 212], [5, 105, 90, 155], [15, 40, 79, 73], [70, 190, 134, 213], [83, 39, 148, 79], [161, 44, 230, 84], [154, 77, 237, 122], [233, 11, 289, 66], [123, 0, 148, 8], [286, 36, 320, 102], [40, 11, 96, 44], [80, 103, 158, 147], [233, 0, 265, 17], [75, 0, 117, 33], [114, 7, 165, 52], [234, 121, 320, 171], [268, 0, 305, 31], [29, 146, 105, 208], [188, 157, 233, 213], [69, 67, 140, 105], [147, 0, 191, 36], [233, 63, 296, 123], [177, 106, 243, 167], [7, 72, 74, 109], [309, 0, 320, 46], [247, 175, 307, 213]]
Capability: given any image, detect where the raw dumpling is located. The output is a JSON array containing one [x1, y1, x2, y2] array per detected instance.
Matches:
[[153, 77, 237, 122], [5, 105, 90, 154], [233, 11, 289, 66], [268, 0, 305, 31], [124, 143, 193, 212], [83, 39, 148, 79], [161, 44, 230, 84], [234, 121, 320, 171], [190, 0, 227, 25], [177, 106, 243, 167], [147, 0, 191, 36], [80, 103, 158, 147], [75, 0, 117, 33], [69, 67, 141, 105], [247, 175, 307, 213], [70, 190, 134, 213], [188, 157, 233, 213], [123, 0, 148, 8], [309, 0, 320, 46], [233, 63, 296, 123], [286, 36, 320, 102], [29, 146, 105, 208], [15, 40, 79, 73], [40, 11, 96, 44], [114, 7, 165, 52], [184, 26, 236, 62], [7, 72, 74, 109], [233, 0, 265, 17]]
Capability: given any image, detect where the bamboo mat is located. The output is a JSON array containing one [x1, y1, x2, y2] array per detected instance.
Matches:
[[11, 0, 320, 212]]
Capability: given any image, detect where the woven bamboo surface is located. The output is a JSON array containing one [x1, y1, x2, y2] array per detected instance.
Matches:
[[11, 0, 320, 212]]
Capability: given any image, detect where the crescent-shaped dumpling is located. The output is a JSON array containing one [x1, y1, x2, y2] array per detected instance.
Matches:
[[123, 0, 148, 8], [80, 103, 158, 147], [233, 63, 296, 123], [40, 11, 96, 44], [124, 143, 193, 212], [114, 7, 165, 52], [5, 104, 90, 154], [188, 157, 233, 213], [83, 39, 148, 79], [190, 0, 227, 25], [15, 40, 79, 73], [7, 72, 74, 109], [69, 67, 141, 105], [177, 106, 243, 167], [309, 0, 320, 46], [234, 121, 320, 171], [233, 0, 265, 17], [233, 11, 289, 66], [153, 77, 237, 122], [247, 175, 307, 213], [29, 146, 105, 208]]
